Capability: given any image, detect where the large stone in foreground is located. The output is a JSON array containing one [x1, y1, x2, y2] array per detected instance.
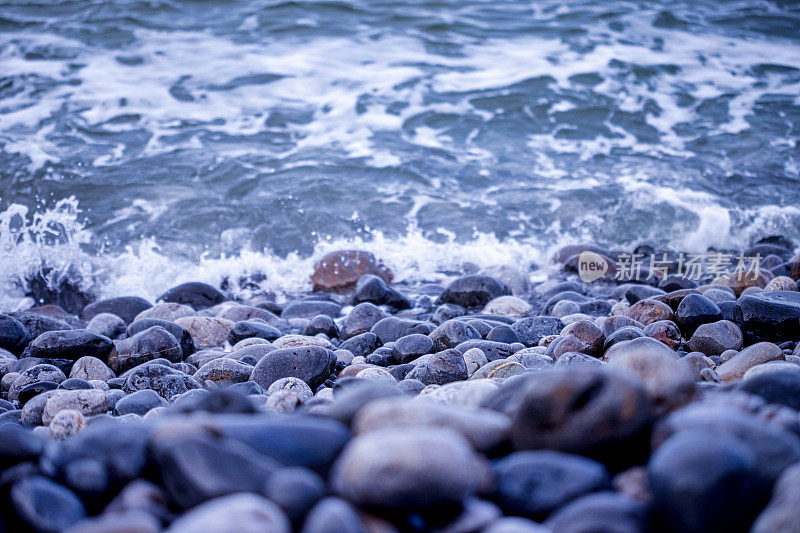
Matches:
[[331, 427, 489, 508], [509, 369, 654, 468]]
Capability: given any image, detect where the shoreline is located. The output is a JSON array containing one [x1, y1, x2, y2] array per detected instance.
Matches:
[[0, 239, 799, 531]]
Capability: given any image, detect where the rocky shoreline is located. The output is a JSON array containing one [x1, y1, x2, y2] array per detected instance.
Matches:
[[2, 239, 800, 532]]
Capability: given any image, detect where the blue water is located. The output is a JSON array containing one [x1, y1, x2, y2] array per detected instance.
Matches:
[[1, 0, 799, 302]]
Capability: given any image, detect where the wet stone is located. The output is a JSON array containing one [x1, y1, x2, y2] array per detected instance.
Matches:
[[250, 346, 336, 390], [0, 314, 32, 355], [127, 318, 196, 359], [9, 364, 66, 401], [123, 363, 201, 400], [738, 290, 800, 343], [338, 332, 381, 357], [510, 316, 564, 347], [301, 498, 366, 533], [643, 320, 681, 350], [303, 314, 339, 338], [110, 326, 183, 374], [340, 302, 388, 340], [483, 296, 532, 319], [158, 282, 226, 310], [371, 316, 434, 343], [429, 320, 481, 351], [24, 329, 113, 362], [406, 349, 468, 385], [281, 300, 342, 320], [311, 250, 392, 292], [86, 313, 127, 339], [352, 274, 411, 309], [675, 294, 723, 337], [544, 492, 648, 533], [470, 359, 526, 380], [686, 320, 743, 355], [81, 296, 152, 324]]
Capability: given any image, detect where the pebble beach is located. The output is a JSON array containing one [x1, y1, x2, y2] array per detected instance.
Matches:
[[1, 242, 800, 532]]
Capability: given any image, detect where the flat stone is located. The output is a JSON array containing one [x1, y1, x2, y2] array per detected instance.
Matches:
[[114, 389, 168, 416], [331, 427, 489, 508], [271, 335, 334, 350], [158, 282, 226, 310], [420, 379, 499, 408], [716, 342, 784, 382], [63, 510, 161, 533], [738, 290, 800, 343], [470, 359, 526, 380], [370, 316, 434, 343], [24, 329, 113, 362], [281, 300, 342, 320], [165, 493, 290, 533]]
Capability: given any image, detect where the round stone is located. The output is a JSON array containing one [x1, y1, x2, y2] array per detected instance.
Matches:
[[267, 377, 313, 400], [47, 409, 87, 439], [331, 427, 490, 508]]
